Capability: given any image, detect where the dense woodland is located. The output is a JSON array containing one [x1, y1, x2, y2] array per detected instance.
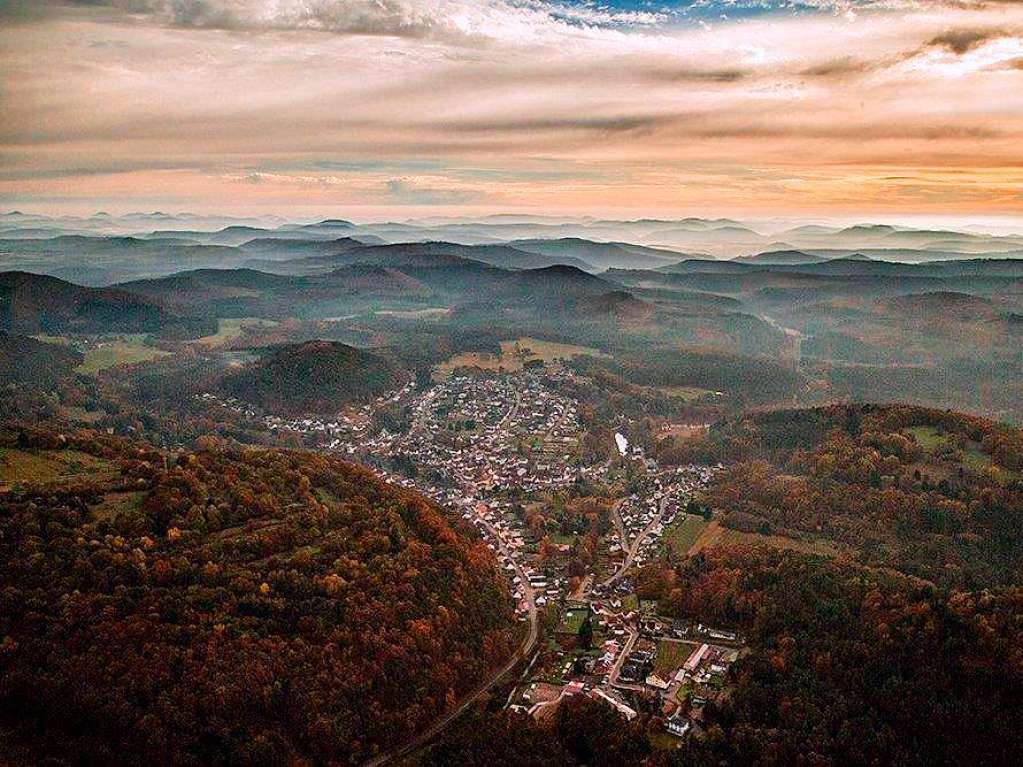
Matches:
[[220, 340, 406, 414], [432, 542, 1023, 767], [0, 430, 516, 765], [659, 546, 1023, 766], [0, 331, 82, 389], [661, 404, 1023, 588]]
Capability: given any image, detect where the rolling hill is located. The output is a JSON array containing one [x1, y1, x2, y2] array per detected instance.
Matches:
[[0, 235, 243, 285], [247, 241, 594, 275], [220, 340, 406, 413], [509, 238, 681, 270], [0, 332, 83, 388], [0, 271, 214, 337], [734, 250, 828, 265], [576, 290, 654, 321], [0, 431, 516, 765]]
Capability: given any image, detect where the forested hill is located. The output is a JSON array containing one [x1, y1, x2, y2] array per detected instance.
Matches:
[[221, 340, 406, 414], [667, 403, 1023, 588], [0, 332, 82, 388], [0, 429, 517, 765]]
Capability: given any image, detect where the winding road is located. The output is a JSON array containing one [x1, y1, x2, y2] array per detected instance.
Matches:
[[599, 496, 667, 590], [363, 517, 539, 767]]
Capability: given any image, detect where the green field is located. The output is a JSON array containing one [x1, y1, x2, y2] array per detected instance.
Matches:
[[78, 341, 170, 374], [654, 639, 697, 675], [189, 318, 278, 348], [557, 608, 589, 635], [904, 426, 949, 452], [664, 515, 709, 558]]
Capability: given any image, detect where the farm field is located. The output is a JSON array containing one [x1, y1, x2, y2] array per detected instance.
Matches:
[[189, 317, 279, 348], [434, 337, 607, 378], [78, 340, 170, 373], [664, 515, 709, 558], [654, 639, 698, 676]]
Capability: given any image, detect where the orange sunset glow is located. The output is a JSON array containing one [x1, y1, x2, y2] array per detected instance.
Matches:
[[1, 1, 1022, 221]]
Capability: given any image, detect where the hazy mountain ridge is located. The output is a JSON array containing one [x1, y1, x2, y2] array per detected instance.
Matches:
[[0, 271, 214, 337], [4, 212, 1023, 283]]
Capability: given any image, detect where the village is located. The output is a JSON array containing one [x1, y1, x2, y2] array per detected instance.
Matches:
[[201, 366, 737, 746]]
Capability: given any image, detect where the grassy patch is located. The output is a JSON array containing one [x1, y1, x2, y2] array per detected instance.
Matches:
[[699, 522, 847, 558], [78, 341, 170, 374], [548, 531, 577, 545], [654, 640, 697, 676], [63, 406, 105, 424], [650, 385, 716, 401], [904, 428, 1018, 482], [649, 732, 684, 751], [375, 307, 452, 320], [664, 515, 709, 558], [904, 426, 949, 452], [91, 491, 145, 523], [189, 318, 279, 348], [557, 608, 589, 635], [0, 448, 114, 487]]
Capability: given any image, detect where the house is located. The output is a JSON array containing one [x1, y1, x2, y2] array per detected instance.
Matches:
[[684, 643, 709, 671], [645, 673, 670, 690], [666, 712, 691, 738], [640, 617, 666, 636]]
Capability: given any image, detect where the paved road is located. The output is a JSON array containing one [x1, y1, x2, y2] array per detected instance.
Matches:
[[599, 496, 666, 590], [611, 498, 628, 551], [606, 625, 637, 687], [363, 517, 539, 767]]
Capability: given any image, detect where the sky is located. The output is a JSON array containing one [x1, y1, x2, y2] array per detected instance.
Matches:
[[1, 0, 1023, 220]]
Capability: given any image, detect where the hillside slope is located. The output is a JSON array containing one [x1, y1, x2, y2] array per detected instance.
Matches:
[[0, 271, 213, 337], [0, 332, 82, 388], [221, 340, 405, 414], [0, 431, 516, 765], [509, 238, 680, 270]]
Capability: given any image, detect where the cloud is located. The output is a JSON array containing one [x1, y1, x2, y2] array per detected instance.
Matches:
[[12, 0, 670, 43], [928, 26, 1010, 54], [4, 0, 1023, 214], [386, 177, 482, 204], [800, 57, 876, 77]]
